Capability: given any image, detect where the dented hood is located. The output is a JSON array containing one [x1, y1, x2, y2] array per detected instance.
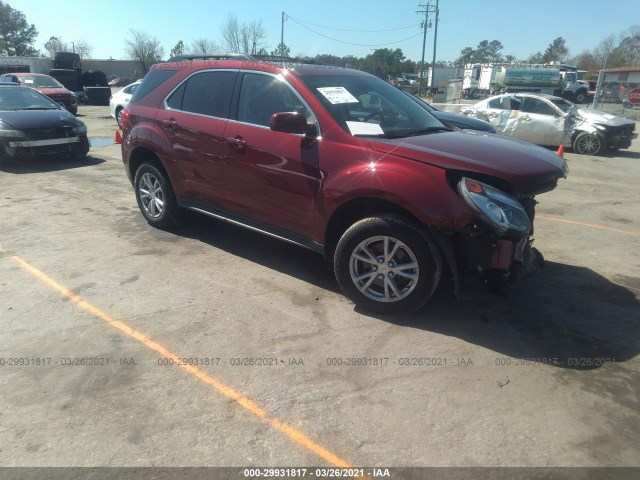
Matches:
[[573, 108, 635, 127], [369, 130, 567, 195]]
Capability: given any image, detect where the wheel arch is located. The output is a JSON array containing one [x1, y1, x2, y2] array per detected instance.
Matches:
[[323, 196, 423, 260]]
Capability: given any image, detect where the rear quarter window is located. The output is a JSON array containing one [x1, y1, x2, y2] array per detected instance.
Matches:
[[130, 70, 178, 103]]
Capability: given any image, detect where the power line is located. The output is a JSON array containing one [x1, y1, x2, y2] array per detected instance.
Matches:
[[286, 16, 423, 47], [285, 14, 420, 33]]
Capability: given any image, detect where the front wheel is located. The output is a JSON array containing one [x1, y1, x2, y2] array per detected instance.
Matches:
[[133, 162, 182, 228], [574, 91, 587, 104], [334, 216, 442, 314], [573, 131, 606, 156]]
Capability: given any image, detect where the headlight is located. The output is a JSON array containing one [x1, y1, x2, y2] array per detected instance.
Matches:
[[458, 177, 531, 235], [0, 123, 26, 138], [71, 124, 87, 135]]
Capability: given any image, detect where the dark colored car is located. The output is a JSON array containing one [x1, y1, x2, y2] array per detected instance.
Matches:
[[0, 84, 89, 165], [403, 91, 496, 133], [0, 73, 78, 115], [120, 60, 568, 313]]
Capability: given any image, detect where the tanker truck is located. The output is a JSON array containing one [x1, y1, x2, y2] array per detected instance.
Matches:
[[493, 64, 589, 103], [463, 63, 590, 103]]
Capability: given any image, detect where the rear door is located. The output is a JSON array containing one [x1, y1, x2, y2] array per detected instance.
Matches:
[[223, 72, 320, 239], [155, 70, 237, 206]]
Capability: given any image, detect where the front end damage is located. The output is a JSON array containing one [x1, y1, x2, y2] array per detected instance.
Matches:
[[440, 176, 560, 296]]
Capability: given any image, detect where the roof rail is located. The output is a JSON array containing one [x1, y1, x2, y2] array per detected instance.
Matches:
[[166, 53, 253, 62]]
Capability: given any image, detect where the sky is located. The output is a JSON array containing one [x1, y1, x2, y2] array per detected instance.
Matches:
[[7, 0, 640, 63]]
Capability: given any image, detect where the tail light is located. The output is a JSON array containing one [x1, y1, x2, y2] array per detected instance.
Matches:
[[120, 109, 130, 129]]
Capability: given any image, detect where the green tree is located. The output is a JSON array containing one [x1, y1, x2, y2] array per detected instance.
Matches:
[[608, 26, 640, 67], [541, 37, 569, 63], [271, 42, 290, 58], [0, 1, 38, 56], [456, 40, 503, 64], [170, 40, 184, 58]]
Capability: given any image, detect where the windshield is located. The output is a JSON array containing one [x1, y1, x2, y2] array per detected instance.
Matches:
[[300, 74, 446, 138], [20, 75, 64, 88], [549, 97, 577, 113], [0, 87, 60, 111]]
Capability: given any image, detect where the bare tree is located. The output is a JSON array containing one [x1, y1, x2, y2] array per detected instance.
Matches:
[[593, 35, 616, 68], [125, 29, 164, 72], [75, 39, 93, 59], [220, 14, 241, 53], [247, 20, 266, 54], [190, 38, 220, 54], [44, 36, 68, 57]]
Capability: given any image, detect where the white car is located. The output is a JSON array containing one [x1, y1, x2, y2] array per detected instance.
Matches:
[[462, 93, 636, 155], [110, 80, 141, 128]]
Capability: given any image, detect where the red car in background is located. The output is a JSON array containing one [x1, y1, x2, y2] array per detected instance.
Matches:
[[120, 60, 568, 313], [0, 72, 78, 115]]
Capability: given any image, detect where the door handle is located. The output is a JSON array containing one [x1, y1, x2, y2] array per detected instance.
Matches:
[[522, 115, 531, 121], [162, 119, 177, 130], [226, 136, 247, 151]]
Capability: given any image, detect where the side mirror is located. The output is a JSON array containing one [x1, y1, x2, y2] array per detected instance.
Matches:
[[270, 112, 309, 135]]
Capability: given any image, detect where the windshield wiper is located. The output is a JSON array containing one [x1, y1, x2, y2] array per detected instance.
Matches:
[[384, 126, 452, 139], [23, 106, 59, 110]]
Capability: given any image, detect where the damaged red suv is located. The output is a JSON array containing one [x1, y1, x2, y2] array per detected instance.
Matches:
[[120, 60, 568, 313]]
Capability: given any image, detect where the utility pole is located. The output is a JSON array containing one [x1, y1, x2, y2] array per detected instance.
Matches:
[[430, 0, 439, 93], [281, 11, 286, 64], [416, 2, 436, 96]]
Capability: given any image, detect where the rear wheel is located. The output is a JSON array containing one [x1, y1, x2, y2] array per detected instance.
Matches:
[[134, 162, 182, 228], [334, 216, 441, 314], [573, 131, 606, 156]]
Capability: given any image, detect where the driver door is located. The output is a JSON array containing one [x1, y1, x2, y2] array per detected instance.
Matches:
[[517, 97, 566, 146]]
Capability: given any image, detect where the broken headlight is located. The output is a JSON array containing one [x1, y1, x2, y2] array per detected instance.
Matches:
[[458, 177, 531, 235]]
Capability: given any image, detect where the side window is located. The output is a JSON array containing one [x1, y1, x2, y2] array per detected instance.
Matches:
[[179, 71, 236, 118], [488, 97, 503, 109], [237, 73, 308, 127], [522, 98, 556, 116], [166, 83, 185, 110]]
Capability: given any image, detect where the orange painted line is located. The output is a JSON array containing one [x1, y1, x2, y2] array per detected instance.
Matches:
[[9, 254, 351, 468], [537, 215, 640, 236]]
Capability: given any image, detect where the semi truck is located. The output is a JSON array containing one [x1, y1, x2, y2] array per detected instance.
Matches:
[[463, 63, 590, 103]]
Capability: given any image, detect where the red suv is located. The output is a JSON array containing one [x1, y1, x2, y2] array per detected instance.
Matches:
[[0, 73, 78, 114], [121, 60, 568, 313]]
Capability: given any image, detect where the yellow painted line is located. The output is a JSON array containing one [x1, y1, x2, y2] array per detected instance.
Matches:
[[9, 254, 352, 469], [537, 215, 640, 236]]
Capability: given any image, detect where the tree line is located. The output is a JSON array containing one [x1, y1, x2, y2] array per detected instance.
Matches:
[[0, 0, 638, 78]]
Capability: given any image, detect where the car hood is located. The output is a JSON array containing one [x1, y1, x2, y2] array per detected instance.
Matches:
[[0, 109, 82, 130], [573, 108, 635, 127], [36, 87, 71, 96], [432, 110, 496, 132], [369, 130, 567, 196]]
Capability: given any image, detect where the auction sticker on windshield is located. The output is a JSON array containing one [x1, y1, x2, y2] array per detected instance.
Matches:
[[317, 87, 358, 104], [346, 121, 384, 136]]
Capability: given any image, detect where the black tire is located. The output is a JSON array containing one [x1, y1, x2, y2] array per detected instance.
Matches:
[[574, 90, 587, 104], [334, 216, 442, 314], [573, 131, 606, 156], [133, 162, 182, 229]]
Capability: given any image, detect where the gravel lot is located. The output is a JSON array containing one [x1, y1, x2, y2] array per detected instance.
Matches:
[[1, 104, 639, 476]]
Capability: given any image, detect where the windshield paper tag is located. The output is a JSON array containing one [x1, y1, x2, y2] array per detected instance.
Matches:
[[317, 87, 358, 104], [346, 121, 384, 135]]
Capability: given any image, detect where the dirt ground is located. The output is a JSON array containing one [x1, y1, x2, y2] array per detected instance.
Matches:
[[1, 105, 639, 477]]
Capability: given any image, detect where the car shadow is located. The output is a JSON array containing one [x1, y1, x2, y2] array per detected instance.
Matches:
[[0, 155, 105, 174], [170, 212, 640, 371]]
